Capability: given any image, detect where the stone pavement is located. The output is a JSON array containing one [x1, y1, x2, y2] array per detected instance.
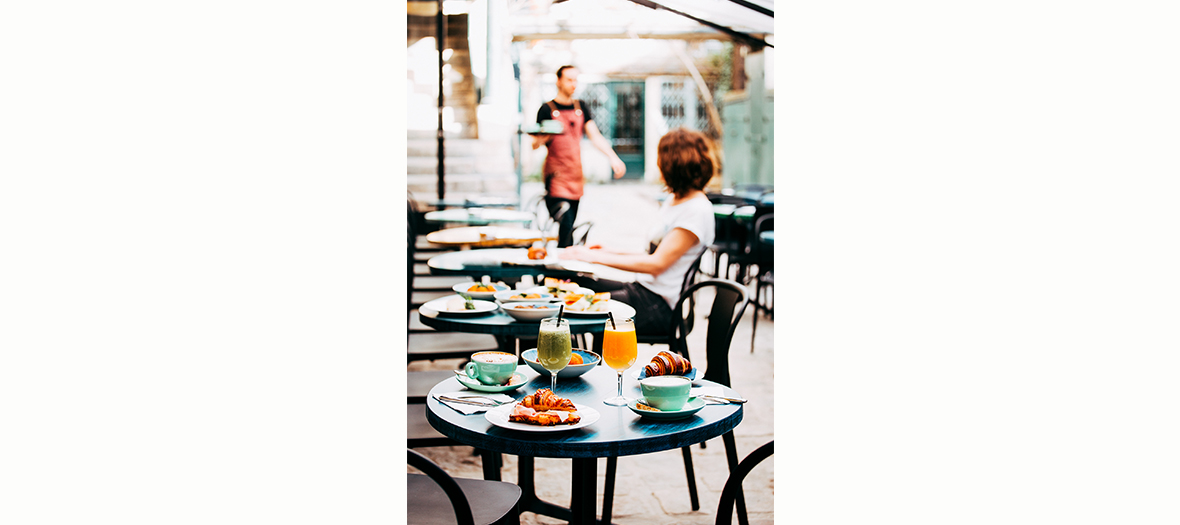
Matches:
[[409, 181, 775, 524]]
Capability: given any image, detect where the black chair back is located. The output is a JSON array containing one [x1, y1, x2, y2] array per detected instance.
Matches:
[[407, 195, 419, 320], [570, 221, 593, 246], [670, 279, 750, 387], [706, 193, 756, 206], [408, 449, 476, 525], [751, 213, 773, 263], [715, 441, 773, 525]]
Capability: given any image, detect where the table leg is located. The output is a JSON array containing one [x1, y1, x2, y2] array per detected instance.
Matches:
[[601, 456, 617, 525], [516, 456, 574, 522], [480, 449, 501, 481], [570, 457, 597, 525], [495, 335, 516, 354]]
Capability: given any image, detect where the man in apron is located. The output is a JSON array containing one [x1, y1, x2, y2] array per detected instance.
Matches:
[[531, 65, 627, 247]]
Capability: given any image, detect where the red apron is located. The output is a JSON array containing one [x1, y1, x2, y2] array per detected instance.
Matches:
[[542, 100, 586, 200]]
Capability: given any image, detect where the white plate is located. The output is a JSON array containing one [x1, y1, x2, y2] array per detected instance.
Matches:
[[562, 300, 637, 319], [421, 296, 499, 317], [452, 282, 510, 300], [485, 402, 600, 432]]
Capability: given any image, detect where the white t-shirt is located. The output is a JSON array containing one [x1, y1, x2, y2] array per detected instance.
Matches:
[[637, 195, 715, 308]]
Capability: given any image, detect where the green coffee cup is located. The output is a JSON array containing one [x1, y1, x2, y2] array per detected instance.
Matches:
[[639, 375, 692, 410], [464, 351, 517, 385]]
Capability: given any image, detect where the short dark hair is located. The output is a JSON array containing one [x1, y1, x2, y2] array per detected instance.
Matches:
[[556, 65, 576, 79], [657, 128, 715, 198]]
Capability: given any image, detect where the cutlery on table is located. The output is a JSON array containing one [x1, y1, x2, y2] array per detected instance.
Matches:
[[699, 395, 747, 404], [437, 395, 508, 407]]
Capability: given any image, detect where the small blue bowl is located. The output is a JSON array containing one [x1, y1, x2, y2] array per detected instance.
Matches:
[[521, 348, 600, 378]]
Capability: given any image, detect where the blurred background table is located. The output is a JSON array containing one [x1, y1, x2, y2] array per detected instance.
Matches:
[[424, 208, 535, 226], [426, 227, 551, 249], [415, 196, 520, 210]]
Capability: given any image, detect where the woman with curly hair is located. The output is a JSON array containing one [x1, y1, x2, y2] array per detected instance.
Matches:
[[559, 128, 716, 335]]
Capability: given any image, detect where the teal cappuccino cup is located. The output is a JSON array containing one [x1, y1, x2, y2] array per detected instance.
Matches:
[[464, 351, 517, 385], [639, 375, 692, 410]]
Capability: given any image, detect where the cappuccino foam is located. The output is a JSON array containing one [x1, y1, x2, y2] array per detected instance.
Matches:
[[474, 352, 515, 364], [643, 376, 690, 387]]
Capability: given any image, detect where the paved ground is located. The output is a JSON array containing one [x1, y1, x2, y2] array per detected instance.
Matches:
[[409, 181, 775, 524]]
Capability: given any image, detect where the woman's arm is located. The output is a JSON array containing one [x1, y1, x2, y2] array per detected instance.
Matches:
[[560, 228, 699, 276]]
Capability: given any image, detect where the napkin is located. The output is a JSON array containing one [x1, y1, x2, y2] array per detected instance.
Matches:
[[690, 387, 731, 405], [433, 392, 516, 415]]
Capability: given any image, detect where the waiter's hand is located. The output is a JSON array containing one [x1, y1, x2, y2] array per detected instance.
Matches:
[[531, 133, 552, 150], [610, 157, 626, 178]]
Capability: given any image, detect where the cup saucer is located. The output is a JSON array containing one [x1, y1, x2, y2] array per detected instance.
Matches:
[[626, 397, 707, 420], [454, 372, 527, 393]]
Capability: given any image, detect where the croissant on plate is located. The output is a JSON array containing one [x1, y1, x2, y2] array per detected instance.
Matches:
[[643, 351, 692, 377], [508, 403, 581, 425], [520, 388, 577, 412]]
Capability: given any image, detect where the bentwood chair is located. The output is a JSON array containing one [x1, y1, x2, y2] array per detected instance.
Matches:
[[601, 279, 751, 525], [408, 449, 522, 525], [705, 193, 755, 279], [634, 250, 705, 357], [716, 441, 774, 525], [746, 213, 773, 352]]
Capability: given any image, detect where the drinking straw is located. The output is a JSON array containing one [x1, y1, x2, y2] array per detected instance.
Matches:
[[557, 304, 564, 322], [607, 311, 616, 330]]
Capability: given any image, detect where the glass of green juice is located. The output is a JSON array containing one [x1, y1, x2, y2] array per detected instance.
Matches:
[[536, 317, 572, 392]]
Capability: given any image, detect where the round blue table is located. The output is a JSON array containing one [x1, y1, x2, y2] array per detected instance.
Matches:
[[426, 365, 744, 525]]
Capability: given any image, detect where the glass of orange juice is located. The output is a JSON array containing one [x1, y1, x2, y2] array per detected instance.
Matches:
[[601, 317, 637, 406]]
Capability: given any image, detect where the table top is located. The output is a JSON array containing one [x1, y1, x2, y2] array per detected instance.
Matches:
[[427, 248, 637, 282], [426, 365, 744, 459], [416, 196, 520, 209], [713, 204, 757, 219], [418, 303, 617, 336], [424, 208, 535, 225], [426, 227, 551, 248]]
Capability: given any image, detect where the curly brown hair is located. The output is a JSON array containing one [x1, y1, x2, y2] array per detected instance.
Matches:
[[657, 128, 715, 198]]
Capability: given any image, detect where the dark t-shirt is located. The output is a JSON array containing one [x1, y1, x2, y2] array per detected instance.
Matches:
[[536, 100, 593, 131]]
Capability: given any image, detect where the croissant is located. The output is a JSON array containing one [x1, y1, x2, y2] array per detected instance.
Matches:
[[509, 404, 581, 426], [520, 388, 578, 412], [643, 351, 692, 377]]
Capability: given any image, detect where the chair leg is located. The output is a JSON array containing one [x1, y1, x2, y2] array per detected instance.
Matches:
[[681, 446, 700, 511], [601, 456, 617, 525], [751, 278, 760, 353], [723, 431, 749, 525]]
